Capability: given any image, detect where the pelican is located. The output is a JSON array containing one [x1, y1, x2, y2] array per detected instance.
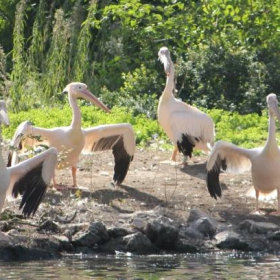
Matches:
[[157, 47, 215, 164], [9, 82, 135, 189], [0, 101, 57, 240], [207, 93, 280, 215]]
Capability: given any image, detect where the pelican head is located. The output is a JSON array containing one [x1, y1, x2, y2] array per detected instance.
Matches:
[[158, 47, 172, 76], [267, 93, 280, 120], [63, 82, 110, 113], [0, 101, 9, 126]]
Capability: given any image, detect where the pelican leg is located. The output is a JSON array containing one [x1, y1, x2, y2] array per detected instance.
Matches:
[[171, 145, 188, 166], [269, 188, 280, 216], [53, 173, 68, 191], [255, 188, 260, 212], [250, 188, 265, 215], [182, 155, 188, 166], [72, 166, 77, 188], [171, 146, 178, 161]]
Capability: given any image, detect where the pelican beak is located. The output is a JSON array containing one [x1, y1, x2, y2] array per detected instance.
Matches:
[[81, 89, 111, 113], [0, 101, 10, 126]]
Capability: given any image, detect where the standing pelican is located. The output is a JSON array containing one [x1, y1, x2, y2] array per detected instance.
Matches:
[[157, 47, 215, 163], [0, 101, 57, 240], [9, 82, 135, 189], [207, 93, 280, 215]]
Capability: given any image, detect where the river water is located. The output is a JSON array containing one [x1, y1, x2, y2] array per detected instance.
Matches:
[[1, 251, 280, 279]]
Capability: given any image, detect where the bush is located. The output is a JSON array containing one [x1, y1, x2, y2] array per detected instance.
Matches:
[[176, 46, 271, 115]]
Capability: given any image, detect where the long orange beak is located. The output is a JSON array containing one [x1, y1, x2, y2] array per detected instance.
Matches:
[[81, 89, 110, 113]]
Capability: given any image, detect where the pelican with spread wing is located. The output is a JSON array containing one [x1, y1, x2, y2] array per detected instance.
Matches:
[[9, 82, 135, 189], [207, 93, 280, 215], [0, 101, 57, 240]]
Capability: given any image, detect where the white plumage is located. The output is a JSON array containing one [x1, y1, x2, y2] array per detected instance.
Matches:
[[157, 47, 215, 163], [9, 82, 135, 189], [207, 93, 280, 215], [0, 101, 58, 240]]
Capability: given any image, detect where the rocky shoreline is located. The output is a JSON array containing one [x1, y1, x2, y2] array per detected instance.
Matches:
[[1, 150, 280, 261], [1, 205, 280, 261]]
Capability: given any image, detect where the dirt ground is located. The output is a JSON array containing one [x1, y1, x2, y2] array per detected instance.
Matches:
[[3, 147, 280, 241]]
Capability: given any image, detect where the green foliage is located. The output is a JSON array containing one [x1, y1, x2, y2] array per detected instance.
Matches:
[[176, 46, 270, 114], [0, 0, 280, 116], [101, 64, 159, 118], [2, 105, 276, 150], [208, 109, 268, 148], [2, 105, 164, 146], [0, 45, 7, 99]]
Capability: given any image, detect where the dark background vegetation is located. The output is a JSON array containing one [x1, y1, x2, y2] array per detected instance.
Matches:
[[0, 0, 280, 117]]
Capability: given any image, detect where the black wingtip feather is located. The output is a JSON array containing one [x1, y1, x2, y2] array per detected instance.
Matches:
[[7, 152, 12, 167], [12, 163, 48, 218], [206, 156, 227, 200], [112, 137, 133, 186], [206, 170, 222, 199]]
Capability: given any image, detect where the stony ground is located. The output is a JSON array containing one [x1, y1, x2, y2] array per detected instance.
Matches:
[[3, 147, 280, 235]]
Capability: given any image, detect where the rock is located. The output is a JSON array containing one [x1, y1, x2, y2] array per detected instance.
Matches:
[[270, 230, 280, 240], [132, 218, 147, 232], [239, 220, 279, 234], [37, 220, 61, 234], [32, 237, 62, 252], [186, 210, 217, 238], [179, 226, 205, 239], [124, 232, 157, 254], [107, 227, 129, 239], [145, 216, 179, 250], [190, 217, 217, 238], [8, 229, 28, 243], [101, 232, 158, 254], [100, 237, 127, 254], [187, 209, 216, 224], [174, 240, 198, 253], [215, 231, 248, 250], [54, 235, 74, 251], [72, 222, 109, 247]]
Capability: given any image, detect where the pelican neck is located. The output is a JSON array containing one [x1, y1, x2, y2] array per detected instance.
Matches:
[[69, 94, 82, 129], [264, 111, 278, 153], [162, 60, 175, 100]]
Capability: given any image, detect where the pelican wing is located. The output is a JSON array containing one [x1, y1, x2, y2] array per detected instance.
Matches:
[[82, 123, 135, 185], [8, 121, 54, 167], [170, 106, 215, 157], [206, 140, 261, 199], [8, 147, 57, 217]]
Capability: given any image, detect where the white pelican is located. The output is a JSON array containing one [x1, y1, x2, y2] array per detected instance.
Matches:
[[157, 47, 215, 163], [0, 101, 57, 240], [206, 93, 280, 215], [9, 82, 135, 189]]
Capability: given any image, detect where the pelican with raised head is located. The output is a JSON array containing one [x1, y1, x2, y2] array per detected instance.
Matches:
[[9, 82, 135, 189], [157, 47, 215, 164], [0, 101, 58, 240], [207, 93, 280, 215]]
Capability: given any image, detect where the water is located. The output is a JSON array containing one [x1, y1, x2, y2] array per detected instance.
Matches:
[[1, 252, 280, 279]]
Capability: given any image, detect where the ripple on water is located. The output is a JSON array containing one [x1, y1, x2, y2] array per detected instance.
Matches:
[[1, 252, 280, 279]]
